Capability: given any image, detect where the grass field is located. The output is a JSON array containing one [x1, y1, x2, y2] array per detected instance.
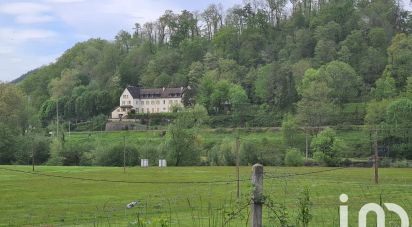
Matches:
[[65, 128, 370, 156], [0, 165, 411, 226]]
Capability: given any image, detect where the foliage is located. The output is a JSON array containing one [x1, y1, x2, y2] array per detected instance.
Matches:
[[94, 144, 140, 166], [0, 123, 20, 164], [284, 148, 304, 167], [164, 107, 208, 166], [48, 138, 64, 166], [240, 141, 260, 165], [7, 0, 412, 164], [311, 128, 347, 166], [281, 115, 301, 148]]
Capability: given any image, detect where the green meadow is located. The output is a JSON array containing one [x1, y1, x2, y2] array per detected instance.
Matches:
[[65, 128, 370, 155], [0, 165, 411, 226]]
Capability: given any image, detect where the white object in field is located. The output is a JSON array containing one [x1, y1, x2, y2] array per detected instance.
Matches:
[[159, 159, 167, 167], [140, 159, 149, 167], [126, 201, 139, 209]]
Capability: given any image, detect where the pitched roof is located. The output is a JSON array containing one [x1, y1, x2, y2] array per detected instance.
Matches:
[[126, 86, 184, 99]]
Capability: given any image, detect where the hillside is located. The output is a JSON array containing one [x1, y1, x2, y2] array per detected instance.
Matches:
[[0, 0, 411, 166]]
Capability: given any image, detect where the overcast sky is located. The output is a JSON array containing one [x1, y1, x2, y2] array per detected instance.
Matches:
[[0, 0, 243, 82], [0, 0, 411, 82]]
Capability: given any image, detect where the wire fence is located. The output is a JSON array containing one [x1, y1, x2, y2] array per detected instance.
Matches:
[[0, 165, 411, 227]]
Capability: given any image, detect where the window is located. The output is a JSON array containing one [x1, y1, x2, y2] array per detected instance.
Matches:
[[141, 101, 144, 105], [122, 101, 125, 105], [151, 101, 154, 105], [157, 108, 159, 112], [169, 100, 173, 104], [156, 100, 160, 104], [163, 107, 166, 110], [152, 108, 154, 112], [146, 101, 149, 105], [128, 101, 131, 104], [163, 100, 165, 104], [174, 100, 178, 103]]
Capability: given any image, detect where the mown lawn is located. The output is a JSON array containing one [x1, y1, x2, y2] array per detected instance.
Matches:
[[0, 165, 411, 226]]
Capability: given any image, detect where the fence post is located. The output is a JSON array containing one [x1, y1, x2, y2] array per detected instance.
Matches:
[[251, 164, 263, 227]]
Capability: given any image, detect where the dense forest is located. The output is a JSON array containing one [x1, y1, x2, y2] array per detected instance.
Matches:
[[1, 0, 412, 166]]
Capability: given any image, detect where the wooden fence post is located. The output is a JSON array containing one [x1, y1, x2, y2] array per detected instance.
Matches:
[[251, 164, 263, 227]]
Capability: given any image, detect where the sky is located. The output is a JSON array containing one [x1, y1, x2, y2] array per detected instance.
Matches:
[[0, 0, 411, 82], [0, 0, 243, 82]]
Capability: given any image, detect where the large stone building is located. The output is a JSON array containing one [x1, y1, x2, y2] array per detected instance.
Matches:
[[111, 86, 184, 119]]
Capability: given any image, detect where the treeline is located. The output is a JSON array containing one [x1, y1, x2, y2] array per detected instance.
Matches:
[[1, 0, 412, 165]]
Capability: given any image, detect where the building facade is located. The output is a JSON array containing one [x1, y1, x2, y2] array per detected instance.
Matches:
[[111, 86, 184, 119]]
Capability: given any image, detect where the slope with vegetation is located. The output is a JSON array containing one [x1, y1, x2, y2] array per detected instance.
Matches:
[[1, 0, 412, 166]]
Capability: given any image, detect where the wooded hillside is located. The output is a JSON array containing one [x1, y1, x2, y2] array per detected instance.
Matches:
[[1, 0, 412, 165]]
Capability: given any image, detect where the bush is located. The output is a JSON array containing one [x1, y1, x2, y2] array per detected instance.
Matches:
[[240, 141, 260, 165], [61, 143, 93, 166], [139, 143, 161, 166], [311, 128, 346, 166], [15, 135, 51, 165], [284, 148, 304, 166], [259, 138, 285, 166], [47, 139, 64, 165], [312, 152, 326, 165], [94, 144, 140, 166], [380, 157, 392, 168], [220, 139, 235, 166], [391, 159, 410, 168]]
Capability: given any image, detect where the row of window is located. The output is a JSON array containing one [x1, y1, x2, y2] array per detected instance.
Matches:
[[136, 107, 167, 113], [122, 99, 180, 106], [117, 107, 170, 113]]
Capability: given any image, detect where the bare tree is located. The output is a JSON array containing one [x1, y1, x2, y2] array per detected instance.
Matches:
[[201, 4, 224, 40]]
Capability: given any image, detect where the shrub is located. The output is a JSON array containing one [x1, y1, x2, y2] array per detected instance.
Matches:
[[311, 128, 346, 166], [95, 144, 140, 166], [220, 139, 235, 166], [61, 143, 93, 166], [391, 159, 410, 168], [47, 139, 64, 165], [139, 143, 161, 166], [240, 141, 260, 165], [380, 157, 392, 168], [15, 135, 50, 165], [284, 148, 304, 166]]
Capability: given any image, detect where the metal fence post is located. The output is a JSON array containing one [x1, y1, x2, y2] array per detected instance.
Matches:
[[251, 164, 263, 227]]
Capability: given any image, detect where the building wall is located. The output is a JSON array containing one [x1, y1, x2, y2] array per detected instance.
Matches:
[[120, 89, 133, 107], [112, 88, 183, 118], [133, 97, 182, 113], [111, 106, 129, 119]]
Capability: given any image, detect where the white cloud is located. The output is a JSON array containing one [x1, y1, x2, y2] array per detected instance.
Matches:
[[0, 2, 50, 14], [0, 2, 55, 24], [0, 28, 57, 44], [15, 14, 54, 24]]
